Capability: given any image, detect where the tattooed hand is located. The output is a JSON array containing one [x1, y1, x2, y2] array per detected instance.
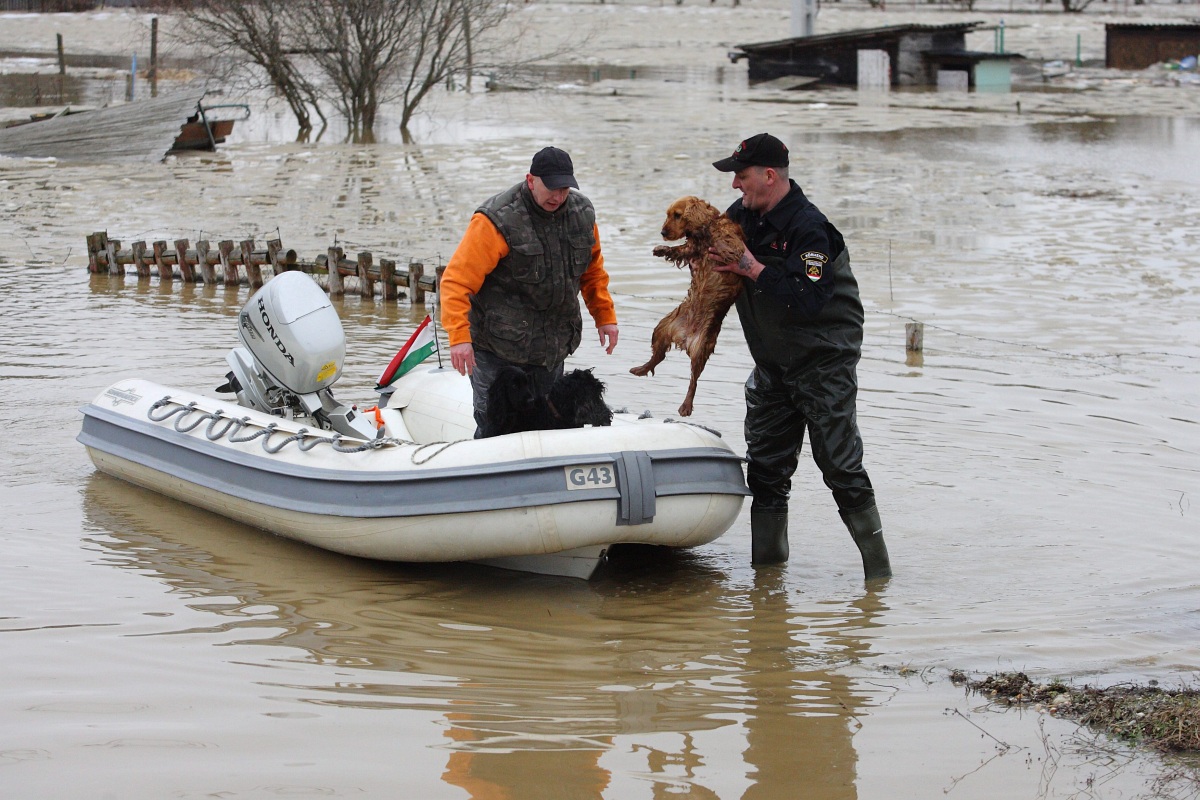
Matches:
[[711, 245, 763, 281]]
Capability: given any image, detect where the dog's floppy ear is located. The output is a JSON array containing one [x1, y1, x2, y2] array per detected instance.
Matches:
[[710, 215, 746, 264], [680, 197, 719, 235]]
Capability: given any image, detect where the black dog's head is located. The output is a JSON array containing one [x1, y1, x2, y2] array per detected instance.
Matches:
[[482, 366, 612, 437], [549, 368, 613, 429], [482, 365, 540, 438]]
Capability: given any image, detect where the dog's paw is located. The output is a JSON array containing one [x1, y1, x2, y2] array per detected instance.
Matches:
[[652, 245, 671, 258]]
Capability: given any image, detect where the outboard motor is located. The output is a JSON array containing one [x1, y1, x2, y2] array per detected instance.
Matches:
[[219, 271, 378, 440]]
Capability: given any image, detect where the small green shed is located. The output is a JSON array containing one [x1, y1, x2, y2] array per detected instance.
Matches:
[[925, 49, 1024, 91]]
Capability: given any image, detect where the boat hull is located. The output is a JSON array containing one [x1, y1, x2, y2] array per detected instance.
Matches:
[[79, 373, 749, 578], [170, 119, 236, 152]]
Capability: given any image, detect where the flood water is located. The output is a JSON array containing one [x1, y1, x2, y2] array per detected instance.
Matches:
[[2, 58, 1199, 799]]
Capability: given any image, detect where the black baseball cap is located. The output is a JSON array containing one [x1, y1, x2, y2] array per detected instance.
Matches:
[[529, 146, 579, 190], [712, 133, 789, 172]]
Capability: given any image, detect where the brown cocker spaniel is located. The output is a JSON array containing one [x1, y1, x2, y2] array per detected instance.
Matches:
[[630, 196, 745, 417]]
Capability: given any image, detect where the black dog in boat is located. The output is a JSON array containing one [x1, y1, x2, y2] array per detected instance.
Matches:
[[481, 366, 613, 438]]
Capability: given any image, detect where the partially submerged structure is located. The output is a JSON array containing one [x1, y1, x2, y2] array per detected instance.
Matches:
[[0, 92, 245, 162], [730, 22, 1022, 89], [1105, 23, 1200, 70]]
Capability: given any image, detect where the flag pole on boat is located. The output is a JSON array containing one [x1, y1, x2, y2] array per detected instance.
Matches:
[[429, 283, 445, 371], [375, 315, 439, 393], [373, 259, 443, 402]]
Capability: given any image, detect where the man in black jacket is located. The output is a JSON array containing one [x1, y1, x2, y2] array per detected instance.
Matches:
[[711, 133, 891, 581]]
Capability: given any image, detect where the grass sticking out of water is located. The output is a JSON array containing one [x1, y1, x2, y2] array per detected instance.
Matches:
[[957, 670, 1200, 754]]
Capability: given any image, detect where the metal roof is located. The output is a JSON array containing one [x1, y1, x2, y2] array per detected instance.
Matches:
[[733, 22, 986, 55], [924, 48, 1026, 61], [1104, 22, 1200, 30]]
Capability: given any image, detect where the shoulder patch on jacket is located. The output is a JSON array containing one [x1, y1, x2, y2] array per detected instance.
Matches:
[[801, 251, 828, 282]]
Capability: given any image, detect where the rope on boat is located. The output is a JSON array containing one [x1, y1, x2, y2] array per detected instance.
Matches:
[[137, 397, 726, 466], [146, 396, 418, 455], [409, 440, 470, 465], [664, 418, 723, 438]]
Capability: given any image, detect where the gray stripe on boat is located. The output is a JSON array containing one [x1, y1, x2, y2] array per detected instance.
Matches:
[[79, 404, 748, 522]]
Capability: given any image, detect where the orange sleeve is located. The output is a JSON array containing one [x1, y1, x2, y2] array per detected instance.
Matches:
[[580, 223, 617, 327], [439, 214, 510, 347]]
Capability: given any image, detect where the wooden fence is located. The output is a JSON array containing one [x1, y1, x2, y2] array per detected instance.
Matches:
[[85, 231, 440, 304]]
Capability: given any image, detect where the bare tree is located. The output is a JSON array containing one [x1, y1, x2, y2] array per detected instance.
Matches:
[[170, 0, 519, 141], [174, 0, 327, 135], [295, 0, 513, 140]]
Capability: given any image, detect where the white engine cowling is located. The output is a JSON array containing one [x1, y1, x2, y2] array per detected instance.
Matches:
[[219, 272, 377, 440], [237, 270, 344, 394]]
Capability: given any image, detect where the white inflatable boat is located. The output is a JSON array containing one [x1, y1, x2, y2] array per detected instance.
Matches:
[[78, 273, 748, 579]]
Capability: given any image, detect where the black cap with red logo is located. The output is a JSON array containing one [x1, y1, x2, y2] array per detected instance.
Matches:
[[712, 133, 789, 172]]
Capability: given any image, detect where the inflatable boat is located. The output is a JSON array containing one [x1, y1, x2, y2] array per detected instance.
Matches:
[[78, 273, 749, 579]]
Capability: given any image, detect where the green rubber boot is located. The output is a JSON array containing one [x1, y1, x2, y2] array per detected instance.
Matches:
[[751, 509, 789, 566], [840, 504, 892, 581]]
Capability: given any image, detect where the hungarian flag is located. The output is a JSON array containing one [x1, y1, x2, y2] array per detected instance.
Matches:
[[376, 315, 438, 389]]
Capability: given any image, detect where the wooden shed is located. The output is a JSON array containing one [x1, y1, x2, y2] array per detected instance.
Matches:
[[729, 22, 991, 86], [1105, 23, 1200, 70]]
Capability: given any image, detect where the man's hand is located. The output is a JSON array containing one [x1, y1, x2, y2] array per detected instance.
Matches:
[[711, 245, 764, 281], [598, 324, 619, 355], [450, 342, 475, 376]]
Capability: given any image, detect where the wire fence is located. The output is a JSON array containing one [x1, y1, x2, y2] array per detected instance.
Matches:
[[0, 0, 104, 11]]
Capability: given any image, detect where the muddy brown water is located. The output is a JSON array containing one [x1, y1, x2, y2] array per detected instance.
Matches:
[[2, 41, 1199, 800]]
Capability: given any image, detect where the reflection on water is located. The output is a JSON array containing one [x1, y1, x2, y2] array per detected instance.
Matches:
[[68, 470, 1176, 797], [82, 473, 886, 798], [834, 115, 1200, 186]]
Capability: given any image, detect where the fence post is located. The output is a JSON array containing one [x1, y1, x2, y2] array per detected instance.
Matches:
[[131, 240, 149, 278], [267, 239, 284, 273], [149, 17, 158, 98], [152, 240, 171, 279], [328, 247, 344, 296], [905, 322, 924, 352], [409, 260, 425, 304], [86, 232, 103, 273], [106, 238, 124, 277], [358, 251, 374, 298], [218, 240, 237, 286], [195, 240, 213, 284], [905, 322, 924, 367], [241, 240, 262, 289], [380, 258, 397, 301], [175, 239, 194, 282]]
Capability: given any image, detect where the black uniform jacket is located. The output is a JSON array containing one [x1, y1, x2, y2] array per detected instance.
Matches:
[[727, 181, 864, 374]]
